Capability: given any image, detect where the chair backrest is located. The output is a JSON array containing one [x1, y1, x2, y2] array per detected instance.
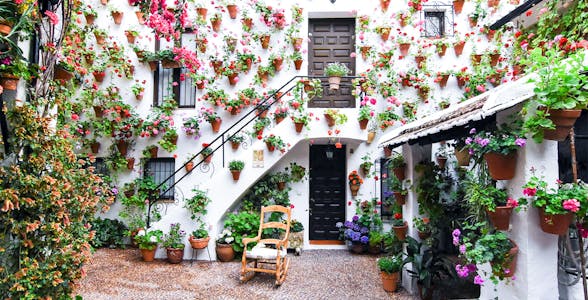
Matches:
[[257, 205, 292, 240]]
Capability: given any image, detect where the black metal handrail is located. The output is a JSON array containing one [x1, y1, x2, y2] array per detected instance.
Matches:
[[146, 75, 365, 227]]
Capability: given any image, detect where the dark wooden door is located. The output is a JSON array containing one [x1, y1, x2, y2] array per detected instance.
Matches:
[[308, 18, 355, 108], [309, 144, 346, 241]]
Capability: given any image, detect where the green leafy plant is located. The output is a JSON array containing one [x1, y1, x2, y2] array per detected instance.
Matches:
[[263, 134, 286, 150], [134, 229, 164, 250], [90, 218, 128, 249], [222, 211, 260, 252], [378, 254, 403, 274], [518, 174, 588, 215], [229, 160, 245, 171], [184, 189, 211, 220], [288, 162, 307, 182], [290, 219, 304, 232], [162, 223, 186, 249], [369, 231, 384, 247], [324, 61, 350, 77], [388, 151, 406, 169], [377, 108, 400, 130], [324, 108, 348, 125]]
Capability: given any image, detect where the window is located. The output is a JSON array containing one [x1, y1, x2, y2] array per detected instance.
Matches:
[[380, 158, 394, 221], [144, 158, 175, 201], [424, 11, 445, 37], [155, 32, 197, 108], [92, 158, 109, 177]]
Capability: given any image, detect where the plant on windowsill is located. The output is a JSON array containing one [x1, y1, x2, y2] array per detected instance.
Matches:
[[229, 159, 245, 181], [324, 62, 350, 90], [162, 223, 186, 264]]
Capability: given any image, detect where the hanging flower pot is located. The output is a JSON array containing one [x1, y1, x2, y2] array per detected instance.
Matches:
[[454, 148, 471, 166], [84, 14, 96, 25], [212, 60, 223, 75], [399, 43, 411, 57], [543, 109, 582, 141], [487, 206, 514, 231], [149, 146, 159, 158], [196, 7, 208, 18], [393, 192, 406, 205], [538, 208, 573, 235], [126, 157, 135, 170], [93, 105, 104, 118], [490, 54, 500, 67], [456, 75, 467, 88], [210, 118, 222, 133], [54, 65, 73, 82], [292, 37, 303, 51], [231, 141, 240, 150], [202, 153, 213, 164], [471, 54, 483, 66], [125, 31, 136, 44], [348, 242, 367, 254], [227, 73, 238, 85], [231, 170, 241, 181], [360, 46, 371, 60], [211, 19, 222, 32], [436, 156, 447, 169], [324, 114, 336, 127], [226, 5, 238, 19], [185, 161, 194, 172], [359, 119, 369, 130], [162, 59, 181, 69], [415, 56, 426, 69], [380, 0, 391, 11], [392, 166, 405, 181], [0, 73, 19, 90], [93, 71, 106, 83], [349, 184, 360, 196], [437, 74, 449, 88], [453, 0, 465, 14], [392, 222, 408, 241], [487, 0, 499, 7], [266, 142, 275, 152], [260, 34, 271, 49], [116, 140, 129, 156], [100, 0, 108, 4], [328, 76, 342, 91], [242, 17, 253, 31], [166, 247, 184, 264], [189, 236, 210, 249], [367, 131, 376, 144], [111, 11, 123, 25], [294, 59, 303, 71], [273, 57, 283, 72], [490, 239, 518, 278], [135, 11, 145, 24], [454, 41, 465, 56], [484, 152, 517, 180], [0, 22, 12, 35], [277, 181, 286, 190], [294, 122, 304, 133]]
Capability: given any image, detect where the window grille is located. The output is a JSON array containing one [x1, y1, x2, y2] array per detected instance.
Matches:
[[144, 158, 175, 200], [420, 2, 455, 37]]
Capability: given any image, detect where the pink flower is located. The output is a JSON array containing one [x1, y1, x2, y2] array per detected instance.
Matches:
[[563, 199, 580, 213], [523, 187, 537, 197], [71, 114, 79, 121], [506, 197, 519, 208], [474, 275, 484, 285], [45, 11, 59, 25], [350, 52, 356, 58]]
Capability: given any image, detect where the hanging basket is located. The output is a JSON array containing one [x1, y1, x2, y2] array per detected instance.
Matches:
[[487, 206, 513, 231], [484, 152, 517, 180], [538, 208, 573, 235], [392, 166, 406, 181], [543, 109, 581, 141]]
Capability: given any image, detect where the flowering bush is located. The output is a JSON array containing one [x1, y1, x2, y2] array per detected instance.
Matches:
[[134, 229, 163, 250], [464, 126, 526, 157], [338, 215, 370, 244], [162, 223, 186, 249], [518, 173, 588, 215], [348, 170, 364, 186]]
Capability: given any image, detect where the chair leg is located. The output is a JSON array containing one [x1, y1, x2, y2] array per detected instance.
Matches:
[[240, 259, 257, 283], [275, 257, 290, 286]]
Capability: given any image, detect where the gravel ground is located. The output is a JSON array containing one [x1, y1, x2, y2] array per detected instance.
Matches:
[[77, 248, 417, 300]]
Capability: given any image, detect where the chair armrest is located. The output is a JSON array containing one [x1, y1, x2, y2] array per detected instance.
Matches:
[[242, 236, 260, 246]]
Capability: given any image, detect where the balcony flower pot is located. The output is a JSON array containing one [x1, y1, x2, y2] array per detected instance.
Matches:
[[140, 248, 156, 262], [415, 56, 426, 69], [161, 59, 181, 69], [392, 222, 408, 241], [277, 181, 286, 190], [231, 141, 240, 150], [359, 119, 369, 130], [543, 109, 582, 141], [292, 37, 303, 51], [227, 73, 238, 85], [380, 0, 391, 11], [293, 59, 303, 70], [273, 57, 283, 72], [487, 206, 513, 231], [484, 152, 517, 180], [216, 243, 235, 261], [242, 17, 253, 30], [166, 247, 184, 264], [189, 236, 210, 249], [381, 272, 399, 292], [266, 142, 275, 152], [324, 114, 336, 127], [202, 153, 213, 164], [538, 208, 574, 235], [148, 146, 159, 158]]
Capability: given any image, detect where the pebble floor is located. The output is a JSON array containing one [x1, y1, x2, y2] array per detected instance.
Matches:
[[77, 248, 418, 300]]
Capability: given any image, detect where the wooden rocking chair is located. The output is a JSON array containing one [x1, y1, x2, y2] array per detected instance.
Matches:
[[240, 205, 292, 286]]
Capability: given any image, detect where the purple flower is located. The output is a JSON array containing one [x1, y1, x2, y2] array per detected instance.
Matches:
[[465, 137, 472, 145], [360, 235, 369, 244], [344, 221, 353, 228], [352, 215, 359, 222], [360, 227, 369, 234], [515, 138, 526, 147], [459, 244, 466, 254], [452, 229, 461, 238], [477, 138, 490, 147], [467, 264, 476, 272], [111, 187, 118, 195], [353, 224, 360, 232], [455, 264, 469, 278], [469, 128, 477, 134], [474, 275, 484, 285]]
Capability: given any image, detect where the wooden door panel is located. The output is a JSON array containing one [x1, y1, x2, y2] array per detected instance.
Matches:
[[309, 145, 346, 241], [308, 19, 355, 108]]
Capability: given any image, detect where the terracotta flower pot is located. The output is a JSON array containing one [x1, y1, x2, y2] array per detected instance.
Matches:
[[415, 56, 426, 69], [84, 14, 96, 25], [116, 140, 129, 156], [231, 170, 241, 181], [487, 206, 514, 231], [490, 239, 518, 278], [260, 35, 270, 49], [0, 23, 12, 35], [392, 166, 406, 181], [90, 142, 101, 154], [185, 162, 194, 172], [437, 74, 449, 88], [380, 0, 391, 11], [227, 73, 238, 85], [393, 192, 406, 205], [125, 31, 136, 44], [349, 242, 367, 254], [277, 181, 286, 191], [538, 208, 574, 235], [359, 119, 369, 130], [0, 73, 19, 90], [135, 11, 145, 24], [210, 119, 222, 133], [328, 76, 341, 90], [543, 109, 582, 141], [227, 4, 238, 19], [111, 11, 123, 25], [436, 156, 447, 169], [294, 122, 304, 133], [242, 18, 253, 31], [392, 222, 408, 241], [189, 236, 210, 249], [349, 184, 360, 196], [381, 272, 399, 292], [399, 43, 411, 57], [324, 114, 336, 127], [196, 7, 208, 18], [266, 142, 275, 152], [126, 157, 135, 170], [454, 41, 465, 56], [211, 19, 221, 32], [292, 37, 303, 51], [140, 248, 156, 262], [166, 247, 184, 264], [231, 141, 240, 150], [149, 146, 159, 158], [216, 243, 235, 261], [294, 59, 303, 70], [454, 148, 471, 166], [93, 71, 106, 83], [367, 131, 376, 144], [484, 152, 516, 180], [93, 105, 104, 118], [360, 46, 371, 60], [418, 231, 431, 240]]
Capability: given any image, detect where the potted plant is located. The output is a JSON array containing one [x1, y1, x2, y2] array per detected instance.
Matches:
[[348, 170, 364, 196], [184, 188, 211, 220], [291, 109, 310, 133], [181, 116, 201, 137], [388, 176, 407, 205], [273, 171, 290, 190], [388, 151, 406, 180], [464, 124, 526, 180], [465, 176, 522, 231], [435, 143, 451, 169], [134, 229, 163, 262], [518, 174, 588, 235], [158, 128, 178, 153], [377, 108, 401, 131], [229, 160, 245, 181], [391, 212, 408, 241], [358, 104, 374, 130], [323, 109, 348, 127], [288, 162, 307, 182], [369, 231, 384, 254], [413, 217, 431, 240], [201, 143, 213, 163], [263, 134, 286, 152], [404, 237, 455, 298], [189, 223, 210, 249], [216, 228, 235, 261], [324, 62, 350, 90], [378, 254, 403, 292], [162, 223, 186, 264], [522, 46, 588, 142], [339, 215, 370, 253], [228, 132, 246, 150], [360, 154, 373, 177], [200, 107, 221, 133]]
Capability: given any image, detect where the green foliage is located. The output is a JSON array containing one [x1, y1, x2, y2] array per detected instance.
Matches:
[[369, 231, 383, 247], [324, 61, 350, 77], [403, 237, 456, 293], [162, 223, 186, 249], [134, 229, 163, 250], [223, 211, 260, 252], [184, 189, 211, 220], [388, 151, 405, 168], [290, 219, 304, 232], [324, 108, 348, 125], [377, 254, 403, 274], [229, 160, 245, 171], [519, 174, 588, 215], [90, 218, 128, 249]]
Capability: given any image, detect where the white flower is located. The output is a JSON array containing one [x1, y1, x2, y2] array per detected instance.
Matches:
[[149, 236, 158, 243], [136, 229, 146, 236], [225, 237, 234, 243]]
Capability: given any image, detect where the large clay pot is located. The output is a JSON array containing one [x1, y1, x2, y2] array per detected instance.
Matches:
[[487, 206, 514, 231], [189, 236, 210, 249], [216, 243, 235, 261], [381, 271, 399, 292], [538, 208, 573, 235], [484, 152, 516, 180], [544, 109, 581, 141], [140, 248, 156, 262], [166, 247, 184, 264]]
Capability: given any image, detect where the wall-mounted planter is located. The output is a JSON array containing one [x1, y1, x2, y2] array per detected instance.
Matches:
[[484, 152, 516, 180], [93, 71, 106, 82], [111, 11, 123, 25], [227, 5, 238, 19], [231, 170, 241, 181]]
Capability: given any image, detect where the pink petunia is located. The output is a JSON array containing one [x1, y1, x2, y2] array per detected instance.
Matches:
[[45, 11, 59, 25], [523, 187, 537, 197], [563, 199, 580, 213]]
